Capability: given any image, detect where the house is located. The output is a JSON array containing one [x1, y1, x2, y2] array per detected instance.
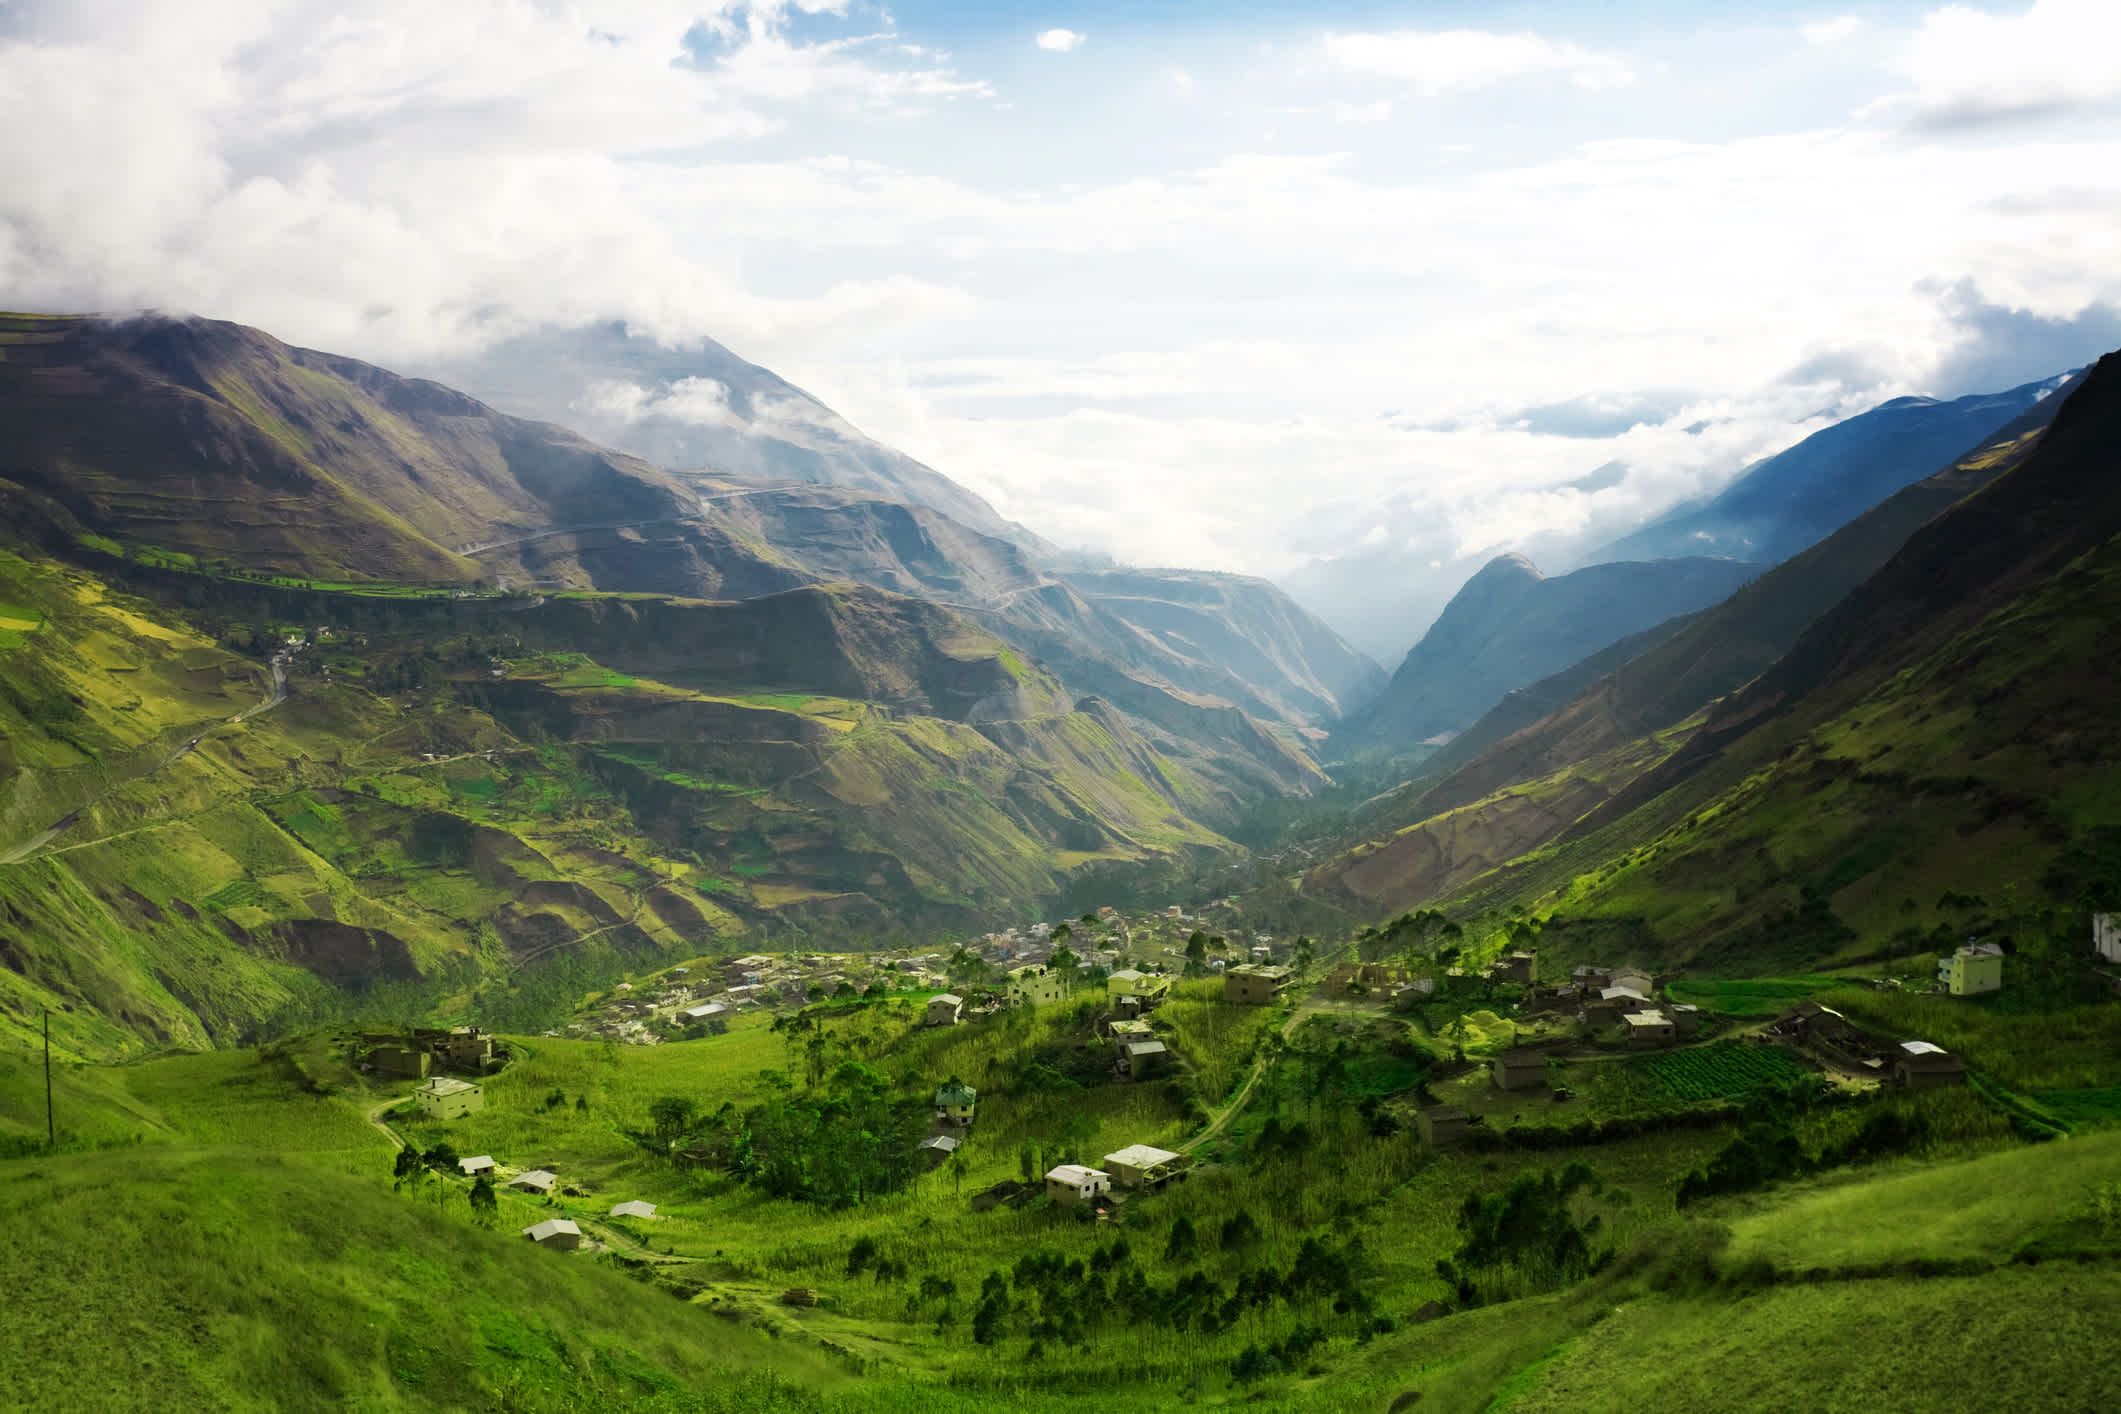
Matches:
[[1492, 1048, 1549, 1092], [2097, 913, 2121, 964], [509, 1169, 558, 1196], [1939, 942, 2005, 996], [918, 1134, 961, 1167], [1107, 970, 1173, 1010], [1045, 1163, 1112, 1205], [934, 1080, 978, 1127], [370, 1044, 430, 1080], [1007, 965, 1068, 1008], [1393, 979, 1437, 1010], [1609, 968, 1655, 997], [609, 1200, 657, 1220], [1621, 1010, 1677, 1049], [1103, 1143, 1189, 1191], [522, 1218, 583, 1250], [1121, 1040, 1170, 1077], [1584, 985, 1650, 1026], [1892, 1040, 1967, 1089], [459, 1154, 496, 1177], [413, 1075, 484, 1120], [927, 993, 964, 1027], [1224, 964, 1294, 1005], [1415, 1105, 1469, 1149], [435, 1028, 493, 1068], [1669, 1003, 1702, 1037], [679, 1003, 729, 1034], [1495, 951, 1539, 984], [1107, 1018, 1155, 1049]]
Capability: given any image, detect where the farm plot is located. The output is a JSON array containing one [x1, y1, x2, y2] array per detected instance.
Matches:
[[1567, 1042, 1813, 1114]]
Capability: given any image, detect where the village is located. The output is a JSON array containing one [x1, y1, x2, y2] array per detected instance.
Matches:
[[337, 909, 2121, 1273]]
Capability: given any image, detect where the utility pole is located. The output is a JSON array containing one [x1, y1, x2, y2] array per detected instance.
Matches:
[[44, 1007, 55, 1149]]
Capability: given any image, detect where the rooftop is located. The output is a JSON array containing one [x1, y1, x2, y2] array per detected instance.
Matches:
[[522, 1218, 581, 1241], [920, 1135, 961, 1152], [930, 993, 964, 1006], [1046, 1163, 1109, 1184], [1900, 1040, 1948, 1056], [416, 1077, 479, 1096], [609, 1201, 657, 1219], [1105, 1143, 1182, 1168]]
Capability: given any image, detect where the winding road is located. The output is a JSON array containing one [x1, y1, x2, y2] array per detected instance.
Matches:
[[0, 654, 289, 866]]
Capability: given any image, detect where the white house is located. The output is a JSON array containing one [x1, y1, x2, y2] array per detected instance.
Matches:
[[458, 1154, 496, 1177], [522, 1218, 582, 1250], [2095, 913, 2121, 965], [927, 993, 964, 1027], [1103, 1143, 1187, 1191], [1045, 1163, 1112, 1205], [609, 1200, 657, 1220], [508, 1169, 558, 1196]]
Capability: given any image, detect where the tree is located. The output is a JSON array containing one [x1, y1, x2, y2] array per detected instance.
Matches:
[[1295, 936, 1316, 973], [649, 1095, 698, 1142], [1049, 944, 1080, 977], [468, 1174, 498, 1225], [1051, 922, 1073, 946], [1185, 931, 1209, 974]]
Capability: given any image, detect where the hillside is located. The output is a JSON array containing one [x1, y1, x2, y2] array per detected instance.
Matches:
[[0, 546, 1281, 1059], [1061, 567, 1386, 725], [1322, 391, 2063, 892], [1588, 370, 2072, 566], [1313, 351, 2121, 972], [0, 312, 697, 585], [413, 320, 1052, 554], [1333, 553, 1761, 756]]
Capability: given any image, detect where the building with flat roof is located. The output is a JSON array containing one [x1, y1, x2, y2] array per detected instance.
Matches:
[[1007, 965, 1068, 1008], [1103, 1143, 1189, 1190], [413, 1075, 484, 1120], [1224, 964, 1293, 1005], [1939, 942, 2004, 996]]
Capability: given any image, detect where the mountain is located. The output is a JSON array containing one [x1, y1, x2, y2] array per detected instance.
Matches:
[[412, 320, 1054, 554], [1332, 553, 1762, 756], [1587, 371, 2076, 566], [1059, 568, 1386, 726], [1304, 349, 2121, 970]]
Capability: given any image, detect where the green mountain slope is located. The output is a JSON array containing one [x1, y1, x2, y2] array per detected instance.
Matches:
[[1315, 351, 2121, 977], [1304, 381, 2066, 921]]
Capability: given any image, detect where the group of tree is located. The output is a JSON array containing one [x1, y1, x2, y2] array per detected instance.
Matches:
[[1435, 1162, 1610, 1307]]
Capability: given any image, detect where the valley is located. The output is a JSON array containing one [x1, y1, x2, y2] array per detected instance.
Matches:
[[3, 310, 2120, 1413]]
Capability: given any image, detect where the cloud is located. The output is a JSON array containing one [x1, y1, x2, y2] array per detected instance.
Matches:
[[579, 376, 741, 428], [1035, 29, 1085, 54], [1506, 391, 1694, 440], [1925, 280, 2121, 395], [1890, 0, 2121, 131], [1320, 27, 1633, 94], [1562, 461, 1629, 494], [1801, 16, 1866, 46]]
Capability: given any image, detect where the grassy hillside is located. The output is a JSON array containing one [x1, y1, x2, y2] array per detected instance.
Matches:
[[0, 545, 1283, 1058]]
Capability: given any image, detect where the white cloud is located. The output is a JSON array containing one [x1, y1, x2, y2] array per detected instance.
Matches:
[[1320, 27, 1634, 94], [580, 376, 741, 428], [1891, 0, 2121, 129], [1801, 15, 1867, 46], [1035, 29, 1085, 54]]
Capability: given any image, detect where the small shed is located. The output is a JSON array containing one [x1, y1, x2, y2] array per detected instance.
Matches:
[[927, 993, 964, 1027], [1103, 1143, 1188, 1191], [1669, 1003, 1702, 1037], [413, 1075, 484, 1120], [919, 1134, 961, 1167], [522, 1218, 582, 1250], [1491, 1048, 1549, 1092], [934, 1080, 978, 1127], [459, 1154, 496, 1177], [679, 1002, 729, 1034], [609, 1200, 657, 1220], [1892, 1040, 1967, 1089], [1045, 1163, 1113, 1205], [1122, 1040, 1170, 1077], [509, 1169, 558, 1196], [1415, 1105, 1469, 1149]]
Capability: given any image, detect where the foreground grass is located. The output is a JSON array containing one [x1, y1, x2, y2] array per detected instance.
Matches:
[[1722, 1128, 2121, 1272]]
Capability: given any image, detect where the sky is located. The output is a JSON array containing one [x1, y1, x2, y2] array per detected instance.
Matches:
[[4, 0, 2121, 617]]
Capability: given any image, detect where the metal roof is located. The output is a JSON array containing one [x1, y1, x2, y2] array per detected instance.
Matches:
[[1104, 1143, 1181, 1168], [1046, 1163, 1109, 1184], [522, 1218, 581, 1241], [609, 1201, 657, 1219]]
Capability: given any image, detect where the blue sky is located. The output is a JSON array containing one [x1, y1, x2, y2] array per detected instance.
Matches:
[[3, 0, 2119, 644]]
